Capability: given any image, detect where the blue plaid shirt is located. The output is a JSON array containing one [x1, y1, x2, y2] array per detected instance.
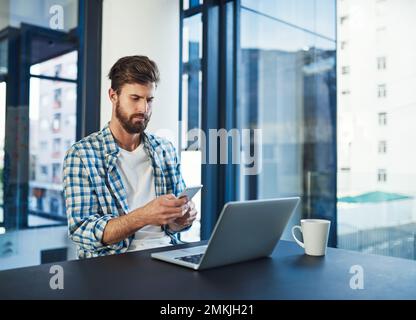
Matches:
[[63, 123, 186, 259]]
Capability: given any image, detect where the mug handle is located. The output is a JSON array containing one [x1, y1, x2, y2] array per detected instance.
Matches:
[[291, 225, 304, 248]]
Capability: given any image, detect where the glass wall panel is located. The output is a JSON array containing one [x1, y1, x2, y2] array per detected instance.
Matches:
[[0, 81, 5, 233], [0, 40, 8, 74], [4, 0, 78, 32], [30, 50, 77, 80], [238, 0, 337, 241], [180, 12, 203, 242], [182, 13, 202, 150], [241, 0, 335, 39], [0, 0, 79, 271], [28, 76, 77, 226], [183, 0, 203, 11], [337, 0, 416, 260]]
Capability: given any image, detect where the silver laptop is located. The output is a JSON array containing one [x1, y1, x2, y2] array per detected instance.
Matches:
[[151, 197, 300, 270]]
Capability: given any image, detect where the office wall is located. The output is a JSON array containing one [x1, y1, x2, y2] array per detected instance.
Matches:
[[101, 0, 180, 147]]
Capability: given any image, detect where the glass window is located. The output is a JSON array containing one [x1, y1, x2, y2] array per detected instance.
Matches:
[[378, 112, 387, 126], [378, 140, 387, 154], [182, 14, 202, 150], [242, 0, 336, 40], [40, 165, 48, 175], [238, 1, 336, 241], [52, 113, 62, 132], [0, 40, 7, 75], [52, 138, 61, 154], [378, 84, 387, 98], [377, 169, 387, 182], [337, 0, 416, 261], [54, 89, 62, 109], [29, 75, 77, 226], [377, 56, 386, 70], [30, 51, 77, 80], [0, 0, 80, 271], [183, 0, 203, 11], [0, 82, 5, 230], [7, 0, 78, 32], [180, 13, 203, 242], [51, 163, 61, 183]]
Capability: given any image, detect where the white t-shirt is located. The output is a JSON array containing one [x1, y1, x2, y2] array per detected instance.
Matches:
[[116, 142, 172, 251]]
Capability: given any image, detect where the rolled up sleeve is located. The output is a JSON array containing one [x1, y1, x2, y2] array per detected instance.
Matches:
[[63, 148, 129, 257]]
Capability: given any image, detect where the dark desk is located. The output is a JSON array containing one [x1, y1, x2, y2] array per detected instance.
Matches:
[[0, 240, 415, 299]]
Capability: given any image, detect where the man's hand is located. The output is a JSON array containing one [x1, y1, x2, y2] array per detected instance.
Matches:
[[168, 198, 198, 232], [102, 194, 186, 246], [141, 194, 188, 226]]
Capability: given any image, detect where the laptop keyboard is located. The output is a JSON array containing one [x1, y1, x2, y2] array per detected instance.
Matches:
[[175, 253, 204, 264]]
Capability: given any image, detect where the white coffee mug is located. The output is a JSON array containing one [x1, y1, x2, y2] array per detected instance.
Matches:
[[291, 219, 331, 256]]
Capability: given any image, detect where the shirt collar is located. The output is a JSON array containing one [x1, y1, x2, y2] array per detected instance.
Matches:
[[101, 122, 154, 160], [102, 122, 119, 156]]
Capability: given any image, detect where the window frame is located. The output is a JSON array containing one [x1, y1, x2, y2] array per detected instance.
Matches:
[[180, 0, 238, 240]]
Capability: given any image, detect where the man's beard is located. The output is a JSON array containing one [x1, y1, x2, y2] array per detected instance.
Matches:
[[115, 101, 151, 134]]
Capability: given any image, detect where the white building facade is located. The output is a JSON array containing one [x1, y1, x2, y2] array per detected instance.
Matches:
[[337, 0, 416, 197]]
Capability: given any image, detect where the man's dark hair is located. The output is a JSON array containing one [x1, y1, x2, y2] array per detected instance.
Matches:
[[108, 55, 160, 94]]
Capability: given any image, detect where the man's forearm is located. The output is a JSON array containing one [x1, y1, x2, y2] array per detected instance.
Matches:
[[102, 208, 148, 245]]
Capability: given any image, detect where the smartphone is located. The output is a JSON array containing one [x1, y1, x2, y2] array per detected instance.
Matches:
[[178, 184, 203, 201]]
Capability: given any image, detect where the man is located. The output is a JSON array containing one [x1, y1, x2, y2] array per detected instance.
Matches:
[[63, 55, 197, 259]]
